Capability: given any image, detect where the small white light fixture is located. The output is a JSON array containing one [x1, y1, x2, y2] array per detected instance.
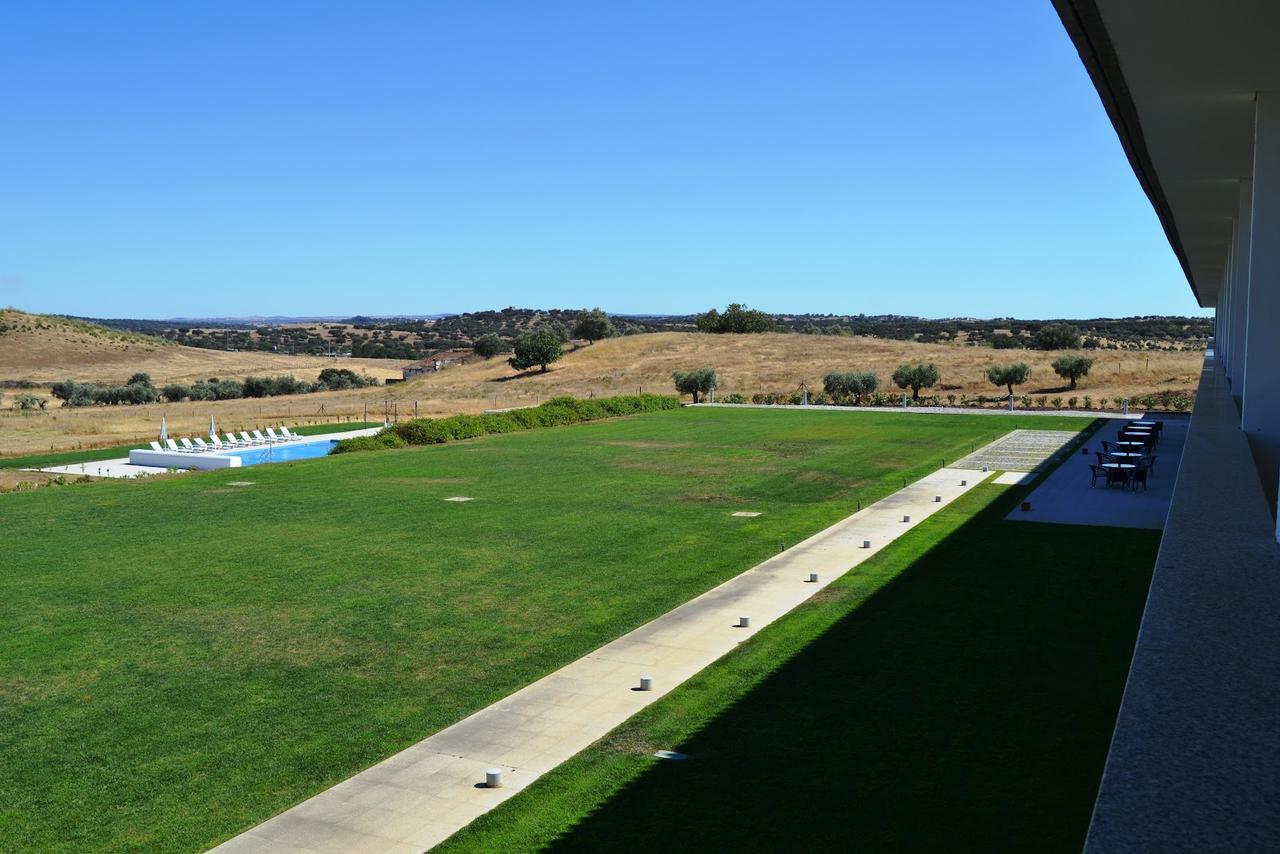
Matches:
[[485, 768, 503, 788], [737, 616, 751, 628], [934, 495, 942, 503], [639, 675, 653, 691], [807, 572, 818, 583], [862, 539, 871, 549], [902, 514, 911, 523]]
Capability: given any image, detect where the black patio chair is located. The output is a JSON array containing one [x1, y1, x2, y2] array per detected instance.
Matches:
[[1143, 454, 1158, 475], [1089, 464, 1109, 487], [1130, 464, 1149, 491]]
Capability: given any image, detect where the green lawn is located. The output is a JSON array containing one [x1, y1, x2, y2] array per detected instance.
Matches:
[[0, 408, 1090, 851], [439, 475, 1155, 853]]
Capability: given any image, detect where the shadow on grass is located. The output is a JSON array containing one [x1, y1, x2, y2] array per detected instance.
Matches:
[[542, 474, 1156, 853]]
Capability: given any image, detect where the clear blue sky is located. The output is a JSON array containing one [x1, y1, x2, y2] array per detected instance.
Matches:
[[0, 1, 1203, 320]]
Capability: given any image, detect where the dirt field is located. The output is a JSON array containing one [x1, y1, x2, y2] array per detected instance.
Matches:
[[1, 329, 1203, 457]]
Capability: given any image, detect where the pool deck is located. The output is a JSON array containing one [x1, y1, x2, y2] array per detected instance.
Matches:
[[29, 427, 383, 479]]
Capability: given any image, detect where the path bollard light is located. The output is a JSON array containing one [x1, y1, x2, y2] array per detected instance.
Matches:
[[737, 616, 751, 628], [1082, 447, 1089, 455], [639, 675, 653, 691], [862, 539, 872, 549], [1021, 501, 1032, 512], [982, 465, 989, 473], [485, 768, 503, 788], [934, 495, 942, 503], [902, 514, 911, 523], [807, 572, 819, 583], [961, 479, 968, 486]]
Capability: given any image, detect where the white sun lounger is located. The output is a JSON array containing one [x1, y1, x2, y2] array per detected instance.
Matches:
[[193, 438, 212, 452], [180, 438, 198, 451], [149, 441, 164, 452], [225, 433, 246, 447], [165, 439, 185, 453], [279, 426, 302, 441], [208, 434, 225, 449], [265, 428, 286, 442], [239, 431, 263, 445], [251, 430, 274, 444]]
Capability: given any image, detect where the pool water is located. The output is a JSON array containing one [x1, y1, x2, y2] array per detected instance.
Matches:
[[226, 440, 338, 466]]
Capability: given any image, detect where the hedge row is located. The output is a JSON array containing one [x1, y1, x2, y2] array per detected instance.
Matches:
[[333, 394, 681, 454]]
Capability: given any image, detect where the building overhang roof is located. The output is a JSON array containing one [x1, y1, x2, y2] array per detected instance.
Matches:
[[1052, 0, 1280, 307]]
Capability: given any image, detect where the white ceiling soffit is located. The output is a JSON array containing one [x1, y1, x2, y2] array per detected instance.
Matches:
[[1054, 0, 1280, 307]]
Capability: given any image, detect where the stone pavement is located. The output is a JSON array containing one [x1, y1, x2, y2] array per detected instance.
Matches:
[[1007, 417, 1188, 530], [212, 464, 998, 853], [951, 429, 1079, 472]]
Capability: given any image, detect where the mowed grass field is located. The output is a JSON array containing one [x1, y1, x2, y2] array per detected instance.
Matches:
[[2, 408, 1089, 851], [440, 479, 1157, 853]]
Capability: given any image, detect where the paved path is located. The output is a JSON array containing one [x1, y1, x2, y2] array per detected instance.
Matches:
[[694, 402, 1142, 418], [951, 429, 1079, 472], [213, 466, 998, 853], [1007, 417, 1188, 529]]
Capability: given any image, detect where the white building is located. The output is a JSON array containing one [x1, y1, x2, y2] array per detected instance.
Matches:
[[1053, 1, 1280, 848]]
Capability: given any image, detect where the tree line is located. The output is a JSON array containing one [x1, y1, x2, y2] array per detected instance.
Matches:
[[49, 368, 378, 407], [671, 356, 1098, 404]]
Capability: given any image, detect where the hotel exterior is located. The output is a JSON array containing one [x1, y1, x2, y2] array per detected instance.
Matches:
[[1054, 2, 1280, 848]]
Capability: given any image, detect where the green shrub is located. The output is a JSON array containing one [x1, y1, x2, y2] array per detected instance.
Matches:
[[1051, 396, 1064, 409], [341, 394, 679, 454], [722, 393, 747, 404], [1082, 395, 1093, 409], [1019, 395, 1032, 409], [1067, 396, 1078, 409]]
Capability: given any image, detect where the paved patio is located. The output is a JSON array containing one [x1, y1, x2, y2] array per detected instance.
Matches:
[[1007, 417, 1188, 529], [951, 429, 1079, 472], [213, 463, 1005, 853]]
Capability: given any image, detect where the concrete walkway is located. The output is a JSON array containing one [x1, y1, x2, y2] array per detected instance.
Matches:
[[951, 429, 1078, 472], [694, 402, 1142, 418], [213, 465, 1004, 853], [1007, 417, 1188, 529]]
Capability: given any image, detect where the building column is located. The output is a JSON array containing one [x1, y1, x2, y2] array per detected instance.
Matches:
[[1220, 240, 1233, 377], [1241, 94, 1280, 517], [1231, 182, 1252, 407]]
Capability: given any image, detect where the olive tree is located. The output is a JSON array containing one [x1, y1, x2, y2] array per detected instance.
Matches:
[[891, 363, 940, 402], [823, 371, 879, 405], [672, 367, 717, 403], [573, 308, 616, 343], [1051, 355, 1094, 390], [473, 333, 504, 359], [985, 362, 1031, 396], [1035, 323, 1082, 350], [508, 330, 563, 373]]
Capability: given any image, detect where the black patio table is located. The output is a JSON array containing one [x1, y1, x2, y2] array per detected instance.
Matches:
[[1109, 451, 1143, 460], [1113, 441, 1145, 450]]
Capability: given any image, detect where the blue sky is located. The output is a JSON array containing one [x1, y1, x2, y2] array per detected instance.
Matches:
[[0, 1, 1203, 319]]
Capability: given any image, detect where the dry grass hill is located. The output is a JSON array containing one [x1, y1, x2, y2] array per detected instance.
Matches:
[[0, 309, 408, 385], [395, 331, 1203, 404], [1, 317, 1203, 457]]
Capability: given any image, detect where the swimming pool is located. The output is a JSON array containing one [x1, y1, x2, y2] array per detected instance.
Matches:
[[225, 440, 338, 466]]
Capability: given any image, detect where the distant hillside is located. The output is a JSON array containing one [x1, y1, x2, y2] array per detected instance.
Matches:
[[0, 309, 408, 385], [69, 307, 1212, 363]]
